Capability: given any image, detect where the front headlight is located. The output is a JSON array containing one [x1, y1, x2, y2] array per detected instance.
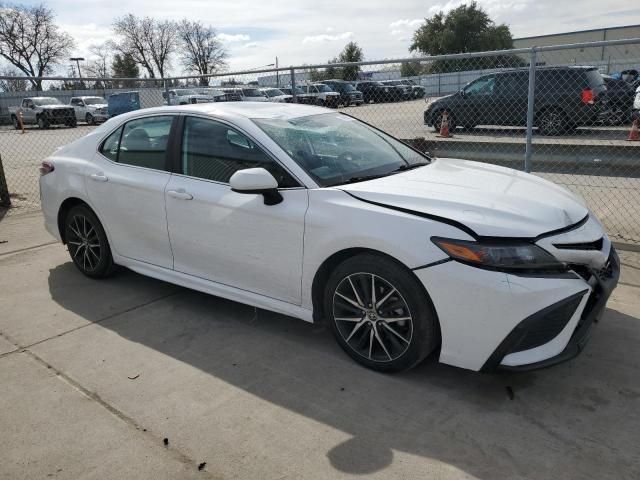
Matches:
[[432, 237, 565, 272]]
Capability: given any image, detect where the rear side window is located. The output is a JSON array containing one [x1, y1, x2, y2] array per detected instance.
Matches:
[[99, 116, 174, 170], [99, 127, 123, 162]]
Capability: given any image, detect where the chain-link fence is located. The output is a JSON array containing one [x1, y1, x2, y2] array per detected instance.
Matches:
[[1, 38, 639, 246]]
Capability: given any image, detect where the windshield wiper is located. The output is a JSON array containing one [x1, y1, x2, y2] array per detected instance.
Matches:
[[333, 173, 391, 186], [393, 161, 430, 172]]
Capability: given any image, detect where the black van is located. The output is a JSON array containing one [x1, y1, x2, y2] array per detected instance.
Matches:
[[424, 66, 609, 135]]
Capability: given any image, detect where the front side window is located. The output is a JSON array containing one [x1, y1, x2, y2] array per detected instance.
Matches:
[[117, 116, 173, 170], [464, 76, 495, 95], [181, 116, 298, 187], [254, 113, 429, 187], [315, 84, 332, 93]]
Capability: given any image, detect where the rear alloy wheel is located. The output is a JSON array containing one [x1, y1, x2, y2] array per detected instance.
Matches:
[[64, 205, 115, 278], [325, 254, 438, 372], [538, 109, 567, 136]]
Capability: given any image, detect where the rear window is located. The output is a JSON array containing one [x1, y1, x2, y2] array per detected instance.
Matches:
[[584, 69, 605, 88]]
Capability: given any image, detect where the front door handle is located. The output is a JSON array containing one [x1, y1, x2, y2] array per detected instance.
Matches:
[[167, 189, 193, 200], [90, 173, 108, 182]]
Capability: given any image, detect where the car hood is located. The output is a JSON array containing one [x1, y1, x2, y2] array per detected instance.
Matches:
[[338, 158, 589, 238]]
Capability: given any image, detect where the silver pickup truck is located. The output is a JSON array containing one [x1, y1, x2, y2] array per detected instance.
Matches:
[[70, 96, 109, 125], [9, 97, 77, 129]]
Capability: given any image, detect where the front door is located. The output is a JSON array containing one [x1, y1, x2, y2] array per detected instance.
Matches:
[[165, 116, 308, 304], [459, 75, 496, 127], [85, 114, 176, 268]]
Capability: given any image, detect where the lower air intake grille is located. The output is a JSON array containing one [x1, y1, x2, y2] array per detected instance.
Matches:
[[510, 294, 584, 353]]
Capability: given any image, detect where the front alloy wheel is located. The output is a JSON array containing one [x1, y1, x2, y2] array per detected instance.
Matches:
[[333, 273, 413, 362], [325, 253, 439, 372]]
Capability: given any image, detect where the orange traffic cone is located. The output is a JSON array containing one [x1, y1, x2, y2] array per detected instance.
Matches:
[[437, 111, 452, 138], [628, 119, 640, 141]]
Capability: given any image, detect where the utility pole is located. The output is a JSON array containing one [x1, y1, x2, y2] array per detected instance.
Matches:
[[70, 57, 85, 79], [276, 57, 279, 88]]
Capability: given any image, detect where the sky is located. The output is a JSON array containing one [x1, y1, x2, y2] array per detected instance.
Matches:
[[11, 0, 640, 76]]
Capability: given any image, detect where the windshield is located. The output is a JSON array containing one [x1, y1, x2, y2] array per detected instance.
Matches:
[[32, 98, 62, 106], [314, 84, 333, 93], [174, 89, 197, 96], [254, 113, 429, 187], [264, 89, 284, 97], [83, 97, 105, 105], [342, 83, 356, 92], [242, 88, 264, 97]]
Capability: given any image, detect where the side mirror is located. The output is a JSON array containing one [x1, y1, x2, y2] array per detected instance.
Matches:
[[229, 168, 283, 206]]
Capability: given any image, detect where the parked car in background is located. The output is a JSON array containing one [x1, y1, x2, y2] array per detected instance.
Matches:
[[424, 66, 609, 135], [398, 79, 426, 99], [381, 80, 412, 101], [223, 87, 268, 102], [353, 81, 397, 103], [164, 88, 212, 105], [70, 96, 109, 125], [601, 75, 635, 125], [260, 88, 293, 103], [320, 79, 364, 106], [10, 97, 76, 129], [298, 84, 340, 107], [633, 84, 640, 118], [280, 86, 315, 105], [40, 102, 619, 373], [108, 91, 141, 117], [193, 88, 230, 102]]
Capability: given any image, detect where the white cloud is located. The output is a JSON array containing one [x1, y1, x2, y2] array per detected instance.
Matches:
[[241, 42, 262, 49], [389, 19, 423, 29], [218, 33, 251, 43], [302, 31, 353, 44]]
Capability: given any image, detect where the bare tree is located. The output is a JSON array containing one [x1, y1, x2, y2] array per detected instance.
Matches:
[[85, 43, 112, 78], [0, 3, 74, 90], [178, 20, 227, 86], [112, 14, 178, 78], [0, 67, 29, 92]]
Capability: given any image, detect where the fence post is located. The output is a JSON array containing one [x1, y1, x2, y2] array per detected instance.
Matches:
[[0, 154, 11, 208], [163, 78, 170, 105], [524, 48, 537, 173], [290, 68, 297, 103]]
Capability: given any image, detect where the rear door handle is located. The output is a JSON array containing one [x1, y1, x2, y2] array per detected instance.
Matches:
[[167, 189, 193, 200], [90, 173, 108, 182]]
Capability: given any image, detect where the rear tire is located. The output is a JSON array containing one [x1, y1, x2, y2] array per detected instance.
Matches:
[[324, 253, 439, 372], [64, 205, 115, 279]]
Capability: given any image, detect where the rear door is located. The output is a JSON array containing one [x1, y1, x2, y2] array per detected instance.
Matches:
[[85, 114, 176, 268]]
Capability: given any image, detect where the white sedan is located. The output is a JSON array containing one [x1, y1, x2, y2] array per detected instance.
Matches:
[[39, 103, 619, 372]]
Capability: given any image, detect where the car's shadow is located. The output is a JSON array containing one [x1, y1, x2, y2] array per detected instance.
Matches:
[[47, 262, 640, 479]]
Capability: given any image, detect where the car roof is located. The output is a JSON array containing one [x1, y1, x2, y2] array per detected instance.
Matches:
[[119, 102, 331, 121]]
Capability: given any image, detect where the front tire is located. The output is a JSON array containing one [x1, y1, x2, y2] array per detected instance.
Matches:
[[324, 253, 439, 372], [11, 115, 20, 130], [85, 113, 94, 125], [64, 205, 115, 278], [37, 116, 48, 129]]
